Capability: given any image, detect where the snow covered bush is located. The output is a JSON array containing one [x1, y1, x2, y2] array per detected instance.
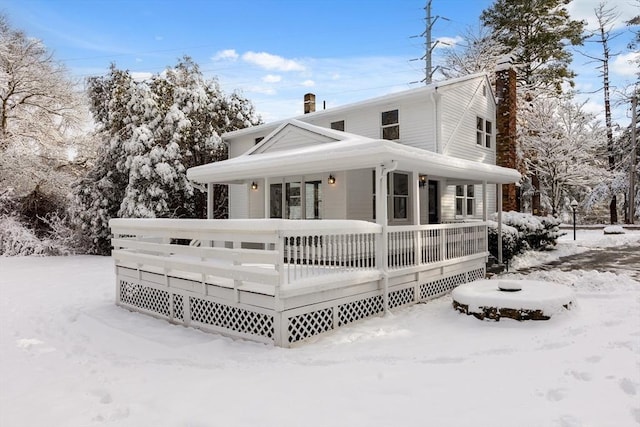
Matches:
[[0, 187, 89, 256], [603, 225, 625, 235], [487, 220, 522, 263], [487, 212, 565, 264]]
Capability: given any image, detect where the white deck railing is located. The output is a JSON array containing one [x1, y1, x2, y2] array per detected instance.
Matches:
[[110, 219, 487, 291], [387, 222, 487, 270]]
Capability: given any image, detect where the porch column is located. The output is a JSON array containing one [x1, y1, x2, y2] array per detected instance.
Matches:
[[376, 162, 397, 315], [264, 177, 269, 218], [482, 181, 487, 221], [411, 172, 420, 225], [497, 183, 503, 264], [411, 172, 421, 268]]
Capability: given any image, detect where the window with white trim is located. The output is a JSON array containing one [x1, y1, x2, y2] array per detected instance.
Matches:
[[455, 185, 475, 217], [381, 109, 399, 140], [390, 172, 409, 220], [476, 117, 492, 148]]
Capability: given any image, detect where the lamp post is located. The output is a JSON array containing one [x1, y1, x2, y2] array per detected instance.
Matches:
[[570, 199, 578, 241]]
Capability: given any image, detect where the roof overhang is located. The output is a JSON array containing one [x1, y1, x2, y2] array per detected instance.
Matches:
[[187, 136, 521, 185]]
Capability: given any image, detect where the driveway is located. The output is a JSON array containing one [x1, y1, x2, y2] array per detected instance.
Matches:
[[515, 243, 640, 280]]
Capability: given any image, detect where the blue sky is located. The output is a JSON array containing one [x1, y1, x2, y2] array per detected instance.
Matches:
[[2, 0, 638, 124]]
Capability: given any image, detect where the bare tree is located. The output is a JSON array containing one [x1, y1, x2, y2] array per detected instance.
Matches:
[[0, 14, 80, 152], [440, 26, 507, 83], [579, 3, 622, 223]]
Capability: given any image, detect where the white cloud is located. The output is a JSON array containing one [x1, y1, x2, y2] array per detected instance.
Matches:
[[612, 52, 640, 77], [301, 79, 315, 87], [212, 49, 239, 61], [567, 0, 638, 31], [242, 51, 305, 72], [245, 85, 277, 96], [262, 74, 282, 83]]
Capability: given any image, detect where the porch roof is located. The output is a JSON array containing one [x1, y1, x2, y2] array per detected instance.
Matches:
[[187, 121, 520, 185]]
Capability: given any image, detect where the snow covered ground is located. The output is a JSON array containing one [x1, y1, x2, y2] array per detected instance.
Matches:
[[1, 230, 639, 427]]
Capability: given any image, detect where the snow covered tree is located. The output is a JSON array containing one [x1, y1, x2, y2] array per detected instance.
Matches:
[[480, 0, 586, 94], [0, 14, 93, 254], [72, 57, 260, 255], [519, 96, 607, 216], [440, 26, 507, 83], [0, 14, 80, 149]]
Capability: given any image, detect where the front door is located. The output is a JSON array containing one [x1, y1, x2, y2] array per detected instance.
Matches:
[[428, 180, 439, 224]]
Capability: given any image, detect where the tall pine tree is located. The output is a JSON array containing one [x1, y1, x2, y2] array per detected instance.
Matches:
[[481, 0, 586, 94]]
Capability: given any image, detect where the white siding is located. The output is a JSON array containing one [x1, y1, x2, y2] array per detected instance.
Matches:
[[346, 169, 374, 221], [322, 172, 347, 219], [440, 183, 496, 223], [229, 184, 248, 219], [252, 126, 337, 154], [439, 78, 496, 165], [248, 180, 265, 218]]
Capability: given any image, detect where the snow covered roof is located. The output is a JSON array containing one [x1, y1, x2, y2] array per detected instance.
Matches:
[[187, 120, 520, 185], [222, 72, 494, 140]]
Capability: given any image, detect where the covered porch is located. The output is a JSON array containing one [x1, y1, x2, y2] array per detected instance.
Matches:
[[110, 122, 519, 346]]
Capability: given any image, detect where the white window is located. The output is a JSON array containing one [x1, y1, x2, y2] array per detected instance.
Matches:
[[389, 172, 409, 220], [381, 109, 399, 140], [476, 117, 492, 148], [270, 180, 322, 219], [455, 185, 475, 217]]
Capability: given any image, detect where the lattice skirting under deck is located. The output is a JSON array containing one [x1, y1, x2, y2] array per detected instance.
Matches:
[[116, 266, 485, 347], [283, 266, 486, 344]]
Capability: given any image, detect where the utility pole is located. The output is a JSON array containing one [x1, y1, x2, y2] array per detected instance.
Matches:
[[425, 0, 432, 84], [630, 92, 638, 224], [411, 1, 449, 84]]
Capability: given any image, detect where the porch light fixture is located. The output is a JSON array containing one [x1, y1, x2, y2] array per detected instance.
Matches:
[[251, 181, 258, 190], [419, 175, 427, 187], [328, 174, 336, 185]]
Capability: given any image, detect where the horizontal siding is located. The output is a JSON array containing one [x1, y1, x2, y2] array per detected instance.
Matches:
[[439, 77, 497, 165], [321, 172, 347, 219], [253, 127, 337, 154], [346, 169, 374, 221], [229, 184, 249, 219]]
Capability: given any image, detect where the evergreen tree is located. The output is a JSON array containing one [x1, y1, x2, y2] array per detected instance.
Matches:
[[481, 0, 586, 94], [72, 58, 261, 255]]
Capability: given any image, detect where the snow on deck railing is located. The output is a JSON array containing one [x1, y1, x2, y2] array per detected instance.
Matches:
[[109, 219, 487, 290], [109, 219, 382, 289], [387, 222, 488, 270]]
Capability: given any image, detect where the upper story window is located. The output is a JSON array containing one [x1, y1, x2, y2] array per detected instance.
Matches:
[[455, 185, 475, 217], [381, 109, 399, 140], [330, 120, 345, 131], [476, 117, 492, 148]]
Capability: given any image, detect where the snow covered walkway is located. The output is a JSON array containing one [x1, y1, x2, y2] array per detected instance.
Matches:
[[0, 230, 639, 426]]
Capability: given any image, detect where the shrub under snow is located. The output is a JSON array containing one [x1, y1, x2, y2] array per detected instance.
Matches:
[[603, 225, 625, 235], [487, 211, 564, 264], [0, 215, 67, 256]]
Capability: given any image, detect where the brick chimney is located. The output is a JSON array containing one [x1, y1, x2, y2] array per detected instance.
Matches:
[[304, 93, 316, 114], [495, 56, 519, 212]]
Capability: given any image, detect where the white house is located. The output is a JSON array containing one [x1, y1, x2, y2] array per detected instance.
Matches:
[[110, 72, 520, 347]]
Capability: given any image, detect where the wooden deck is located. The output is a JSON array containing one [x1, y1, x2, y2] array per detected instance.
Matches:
[[110, 219, 487, 347]]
